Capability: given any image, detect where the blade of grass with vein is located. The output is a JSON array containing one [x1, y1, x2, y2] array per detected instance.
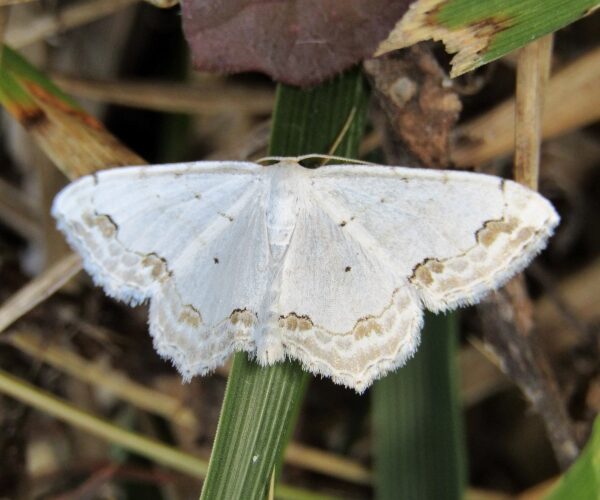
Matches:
[[200, 68, 369, 500], [373, 312, 466, 500], [376, 0, 599, 77]]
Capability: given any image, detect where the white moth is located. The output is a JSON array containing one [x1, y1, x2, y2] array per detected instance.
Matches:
[[52, 158, 559, 393]]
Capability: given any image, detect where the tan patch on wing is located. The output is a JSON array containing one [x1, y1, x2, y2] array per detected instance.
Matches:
[[179, 305, 202, 327], [279, 313, 314, 332], [411, 257, 445, 287], [353, 318, 383, 340], [141, 254, 170, 281], [275, 287, 423, 392], [82, 212, 117, 238], [230, 309, 256, 328], [477, 217, 519, 247], [409, 212, 547, 310]]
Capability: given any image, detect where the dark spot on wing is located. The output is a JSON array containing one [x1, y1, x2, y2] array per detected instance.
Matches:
[[345, 266, 351, 272], [213, 257, 219, 264]]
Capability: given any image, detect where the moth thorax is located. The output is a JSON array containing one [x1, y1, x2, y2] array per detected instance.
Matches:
[[266, 166, 300, 253]]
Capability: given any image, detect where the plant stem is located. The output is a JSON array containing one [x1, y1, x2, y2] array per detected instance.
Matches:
[[200, 68, 369, 500], [373, 313, 466, 500]]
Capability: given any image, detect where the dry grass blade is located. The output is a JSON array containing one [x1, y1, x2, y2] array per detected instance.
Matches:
[[0, 176, 40, 240], [465, 488, 512, 500], [452, 46, 600, 166], [4, 0, 140, 49], [0, 253, 81, 334], [459, 343, 509, 405], [52, 74, 275, 115], [5, 326, 373, 485], [518, 477, 559, 499], [0, 45, 144, 180], [5, 323, 501, 483], [284, 443, 372, 486], [144, 0, 179, 7], [514, 35, 553, 189], [0, 4, 8, 39], [0, 0, 37, 5], [5, 328, 199, 429], [0, 368, 209, 477], [535, 257, 600, 356], [0, 370, 345, 498]]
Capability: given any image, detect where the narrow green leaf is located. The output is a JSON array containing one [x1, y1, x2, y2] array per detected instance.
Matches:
[[200, 68, 369, 500], [0, 44, 82, 110], [376, 0, 600, 77], [373, 312, 466, 500], [545, 415, 600, 500]]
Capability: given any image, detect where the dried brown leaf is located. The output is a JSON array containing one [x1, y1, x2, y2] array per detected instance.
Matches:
[[182, 0, 411, 86], [364, 46, 461, 167]]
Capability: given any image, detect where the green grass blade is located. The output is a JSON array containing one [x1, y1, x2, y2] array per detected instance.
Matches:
[[373, 312, 466, 500], [376, 0, 599, 77], [545, 415, 600, 500], [200, 68, 369, 500]]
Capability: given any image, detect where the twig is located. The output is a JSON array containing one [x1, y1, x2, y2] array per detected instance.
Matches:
[[0, 1, 37, 5], [452, 46, 600, 166], [479, 279, 579, 469], [4, 0, 140, 49], [0, 177, 40, 241], [0, 253, 82, 334], [52, 74, 275, 116], [480, 35, 579, 469]]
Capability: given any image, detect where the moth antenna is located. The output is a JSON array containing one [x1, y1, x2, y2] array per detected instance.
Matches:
[[256, 154, 375, 167], [322, 107, 357, 165], [297, 154, 375, 166], [255, 156, 290, 165], [257, 107, 370, 168]]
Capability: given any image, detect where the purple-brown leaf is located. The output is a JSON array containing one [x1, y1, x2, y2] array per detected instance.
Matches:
[[182, 0, 411, 86]]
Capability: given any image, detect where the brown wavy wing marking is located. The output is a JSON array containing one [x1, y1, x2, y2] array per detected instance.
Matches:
[[409, 213, 545, 309]]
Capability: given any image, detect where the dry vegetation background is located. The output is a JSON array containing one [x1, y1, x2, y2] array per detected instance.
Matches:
[[0, 1, 599, 499]]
